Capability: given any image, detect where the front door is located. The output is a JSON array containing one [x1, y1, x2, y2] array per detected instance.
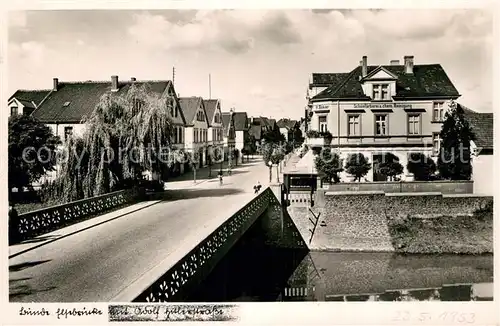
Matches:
[[372, 154, 387, 182]]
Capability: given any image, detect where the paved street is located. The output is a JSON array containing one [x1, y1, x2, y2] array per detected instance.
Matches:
[[9, 157, 272, 302]]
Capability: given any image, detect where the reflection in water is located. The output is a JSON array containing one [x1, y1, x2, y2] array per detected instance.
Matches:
[[185, 220, 493, 302]]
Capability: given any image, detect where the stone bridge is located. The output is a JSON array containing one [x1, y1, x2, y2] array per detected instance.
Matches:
[[9, 181, 306, 302]]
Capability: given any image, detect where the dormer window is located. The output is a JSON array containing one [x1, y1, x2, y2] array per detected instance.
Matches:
[[197, 110, 204, 122], [373, 84, 390, 100], [63, 101, 71, 107]]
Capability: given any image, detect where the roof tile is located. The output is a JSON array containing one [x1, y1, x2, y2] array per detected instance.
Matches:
[[32, 80, 173, 123], [312, 64, 460, 101]]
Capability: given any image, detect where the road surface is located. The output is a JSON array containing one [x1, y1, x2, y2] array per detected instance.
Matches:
[[9, 158, 271, 302]]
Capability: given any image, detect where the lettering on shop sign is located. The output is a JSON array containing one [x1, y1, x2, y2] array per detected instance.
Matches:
[[353, 103, 413, 109], [315, 104, 330, 110]]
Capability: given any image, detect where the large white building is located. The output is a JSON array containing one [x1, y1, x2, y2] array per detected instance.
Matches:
[[307, 55, 462, 182]]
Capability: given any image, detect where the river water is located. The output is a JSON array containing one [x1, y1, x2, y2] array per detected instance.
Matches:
[[186, 225, 493, 302]]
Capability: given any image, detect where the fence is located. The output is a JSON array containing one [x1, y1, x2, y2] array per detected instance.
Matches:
[[131, 187, 274, 302], [14, 189, 140, 241], [326, 180, 473, 194]]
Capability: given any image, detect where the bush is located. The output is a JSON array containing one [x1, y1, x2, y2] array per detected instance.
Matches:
[[407, 153, 437, 181], [345, 153, 371, 182], [314, 148, 343, 183], [377, 152, 404, 181]]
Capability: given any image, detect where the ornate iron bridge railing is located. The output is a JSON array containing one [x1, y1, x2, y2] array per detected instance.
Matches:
[[133, 187, 274, 302], [15, 189, 138, 241]]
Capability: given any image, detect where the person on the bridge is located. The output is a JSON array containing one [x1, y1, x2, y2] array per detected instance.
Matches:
[[254, 181, 262, 194]]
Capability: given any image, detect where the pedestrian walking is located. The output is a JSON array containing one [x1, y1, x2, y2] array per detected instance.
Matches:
[[254, 181, 262, 194]]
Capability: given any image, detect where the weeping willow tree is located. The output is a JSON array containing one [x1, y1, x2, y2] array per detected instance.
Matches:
[[51, 83, 175, 201]]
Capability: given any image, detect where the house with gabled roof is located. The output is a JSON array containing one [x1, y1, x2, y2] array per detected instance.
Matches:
[[461, 104, 494, 195], [30, 76, 185, 145], [179, 96, 210, 167], [221, 109, 237, 162], [277, 118, 300, 142], [203, 99, 224, 149], [231, 111, 249, 163], [307, 55, 461, 182], [8, 89, 52, 117]]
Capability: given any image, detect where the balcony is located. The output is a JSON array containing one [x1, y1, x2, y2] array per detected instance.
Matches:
[[306, 130, 333, 147]]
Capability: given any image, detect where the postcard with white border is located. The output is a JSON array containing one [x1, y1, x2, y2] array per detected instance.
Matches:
[[1, 1, 498, 325]]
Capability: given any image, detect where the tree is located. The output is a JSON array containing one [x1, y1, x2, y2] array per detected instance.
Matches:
[[261, 141, 285, 182], [188, 150, 201, 183], [407, 152, 437, 181], [8, 115, 61, 195], [262, 124, 285, 143], [437, 101, 475, 180], [314, 148, 343, 183], [345, 153, 371, 182], [243, 132, 257, 161], [50, 83, 175, 200], [377, 152, 404, 181]]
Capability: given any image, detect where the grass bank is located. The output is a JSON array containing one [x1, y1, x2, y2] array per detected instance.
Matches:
[[388, 205, 493, 254]]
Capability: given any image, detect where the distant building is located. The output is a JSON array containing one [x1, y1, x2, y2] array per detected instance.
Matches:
[[30, 76, 184, 144], [277, 118, 301, 142], [232, 112, 249, 163], [462, 105, 493, 195], [179, 96, 210, 167], [307, 55, 461, 182], [221, 109, 237, 162], [8, 89, 51, 117]]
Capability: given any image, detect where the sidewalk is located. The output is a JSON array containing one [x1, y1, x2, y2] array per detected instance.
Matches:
[[10, 155, 266, 257], [166, 156, 263, 189], [9, 200, 161, 258]]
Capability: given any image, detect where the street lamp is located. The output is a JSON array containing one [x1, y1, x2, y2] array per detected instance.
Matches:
[[268, 160, 273, 183]]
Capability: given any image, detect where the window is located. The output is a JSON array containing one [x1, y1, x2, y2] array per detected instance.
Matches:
[[10, 106, 18, 116], [407, 114, 421, 135], [433, 102, 445, 121], [64, 126, 73, 142], [194, 128, 198, 143], [318, 116, 328, 132], [372, 84, 390, 100], [63, 101, 71, 107], [374, 115, 388, 136], [197, 111, 205, 122], [179, 128, 183, 143], [173, 127, 178, 144], [348, 115, 360, 136], [432, 132, 442, 156]]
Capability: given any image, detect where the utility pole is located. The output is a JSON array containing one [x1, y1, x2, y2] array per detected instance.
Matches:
[[209, 73, 212, 99], [172, 67, 176, 86]]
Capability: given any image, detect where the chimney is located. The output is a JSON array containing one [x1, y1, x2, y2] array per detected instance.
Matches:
[[390, 60, 400, 65], [362, 56, 367, 77], [53, 78, 59, 91], [130, 77, 136, 82], [111, 75, 119, 91], [404, 56, 414, 74]]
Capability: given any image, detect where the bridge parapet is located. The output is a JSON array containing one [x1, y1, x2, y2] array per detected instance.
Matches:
[[14, 189, 138, 241], [128, 187, 275, 302]]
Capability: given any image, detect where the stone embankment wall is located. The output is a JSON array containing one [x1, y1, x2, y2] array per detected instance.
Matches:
[[287, 190, 493, 252]]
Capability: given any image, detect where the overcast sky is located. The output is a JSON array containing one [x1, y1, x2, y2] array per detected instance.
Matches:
[[8, 9, 492, 119]]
